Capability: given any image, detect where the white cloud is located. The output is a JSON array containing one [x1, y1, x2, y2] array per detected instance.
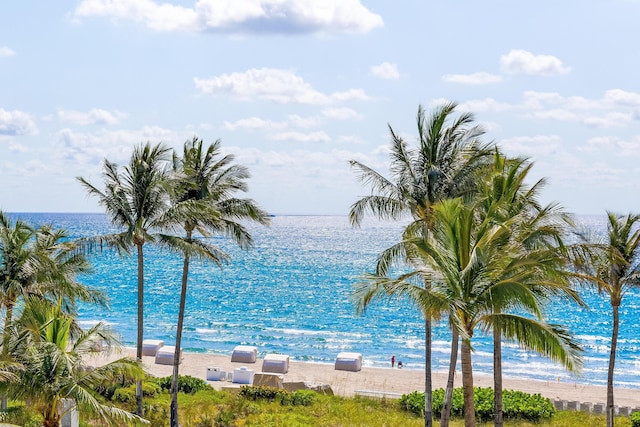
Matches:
[[442, 72, 502, 85], [499, 135, 563, 157], [370, 62, 399, 80], [58, 108, 127, 126], [454, 98, 515, 113], [74, 0, 196, 31], [526, 109, 580, 122], [270, 131, 331, 143], [74, 0, 383, 34], [581, 136, 640, 157], [0, 47, 16, 57], [321, 107, 363, 120], [223, 117, 285, 132], [195, 68, 369, 104], [604, 89, 640, 107], [7, 142, 28, 153], [223, 114, 320, 132], [2, 159, 52, 178], [583, 111, 634, 128], [54, 126, 179, 165], [0, 109, 38, 136], [500, 49, 571, 76], [522, 91, 599, 110]]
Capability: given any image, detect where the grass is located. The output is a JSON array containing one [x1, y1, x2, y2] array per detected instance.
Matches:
[[2, 388, 636, 426]]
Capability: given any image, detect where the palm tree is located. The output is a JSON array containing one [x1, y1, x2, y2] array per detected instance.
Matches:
[[416, 198, 581, 427], [0, 212, 36, 355], [356, 197, 582, 427], [475, 152, 581, 427], [0, 213, 105, 410], [572, 212, 640, 427], [77, 142, 172, 416], [166, 137, 270, 427], [7, 297, 146, 427], [350, 102, 491, 427]]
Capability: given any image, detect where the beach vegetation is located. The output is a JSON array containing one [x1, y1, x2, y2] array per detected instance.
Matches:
[[352, 143, 584, 427], [570, 212, 640, 427], [399, 387, 555, 422], [238, 385, 317, 406], [77, 142, 174, 417], [475, 151, 583, 427], [4, 297, 146, 427], [0, 211, 107, 409], [154, 373, 212, 395], [166, 137, 270, 427], [44, 383, 634, 427], [350, 102, 493, 427]]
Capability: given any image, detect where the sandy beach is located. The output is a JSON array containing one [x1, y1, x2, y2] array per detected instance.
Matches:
[[89, 348, 640, 409]]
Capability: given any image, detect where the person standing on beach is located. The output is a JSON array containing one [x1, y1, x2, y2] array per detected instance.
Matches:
[[391, 355, 395, 367]]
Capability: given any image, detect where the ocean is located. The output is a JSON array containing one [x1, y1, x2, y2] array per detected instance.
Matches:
[[8, 213, 640, 388]]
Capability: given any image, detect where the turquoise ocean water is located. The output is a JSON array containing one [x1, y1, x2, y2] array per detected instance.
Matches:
[[9, 213, 640, 388]]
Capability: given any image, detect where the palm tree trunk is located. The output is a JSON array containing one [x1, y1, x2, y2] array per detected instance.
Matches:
[[424, 317, 432, 427], [461, 337, 476, 427], [136, 243, 145, 417], [1, 301, 14, 410], [43, 404, 61, 427], [171, 230, 192, 427], [606, 303, 619, 427], [493, 324, 503, 427], [440, 329, 459, 427]]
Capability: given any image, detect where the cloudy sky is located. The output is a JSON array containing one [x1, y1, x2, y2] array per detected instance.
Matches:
[[1, 1, 639, 215]]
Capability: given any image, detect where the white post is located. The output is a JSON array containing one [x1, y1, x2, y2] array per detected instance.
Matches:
[[60, 398, 79, 427]]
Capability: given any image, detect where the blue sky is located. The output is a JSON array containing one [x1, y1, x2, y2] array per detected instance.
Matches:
[[1, 1, 639, 215]]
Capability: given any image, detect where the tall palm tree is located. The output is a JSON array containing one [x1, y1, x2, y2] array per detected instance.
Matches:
[[356, 197, 582, 427], [77, 142, 172, 416], [572, 212, 640, 427], [7, 297, 146, 427], [475, 152, 581, 427], [416, 198, 581, 427], [350, 102, 491, 427], [166, 137, 270, 427]]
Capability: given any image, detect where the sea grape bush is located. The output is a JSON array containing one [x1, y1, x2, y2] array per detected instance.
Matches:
[[112, 381, 162, 403], [399, 387, 555, 422], [153, 374, 212, 394], [239, 385, 317, 406], [502, 389, 555, 420], [630, 411, 640, 427]]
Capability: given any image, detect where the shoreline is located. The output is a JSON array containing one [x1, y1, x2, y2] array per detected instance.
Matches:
[[89, 348, 640, 409]]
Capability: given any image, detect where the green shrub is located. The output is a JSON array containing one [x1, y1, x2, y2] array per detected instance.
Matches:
[[94, 374, 137, 400], [631, 411, 640, 427], [239, 385, 287, 402], [399, 387, 555, 422], [153, 374, 212, 394], [237, 386, 316, 407], [0, 406, 42, 427], [290, 390, 317, 406], [398, 391, 426, 417], [503, 389, 555, 421], [112, 381, 162, 403]]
